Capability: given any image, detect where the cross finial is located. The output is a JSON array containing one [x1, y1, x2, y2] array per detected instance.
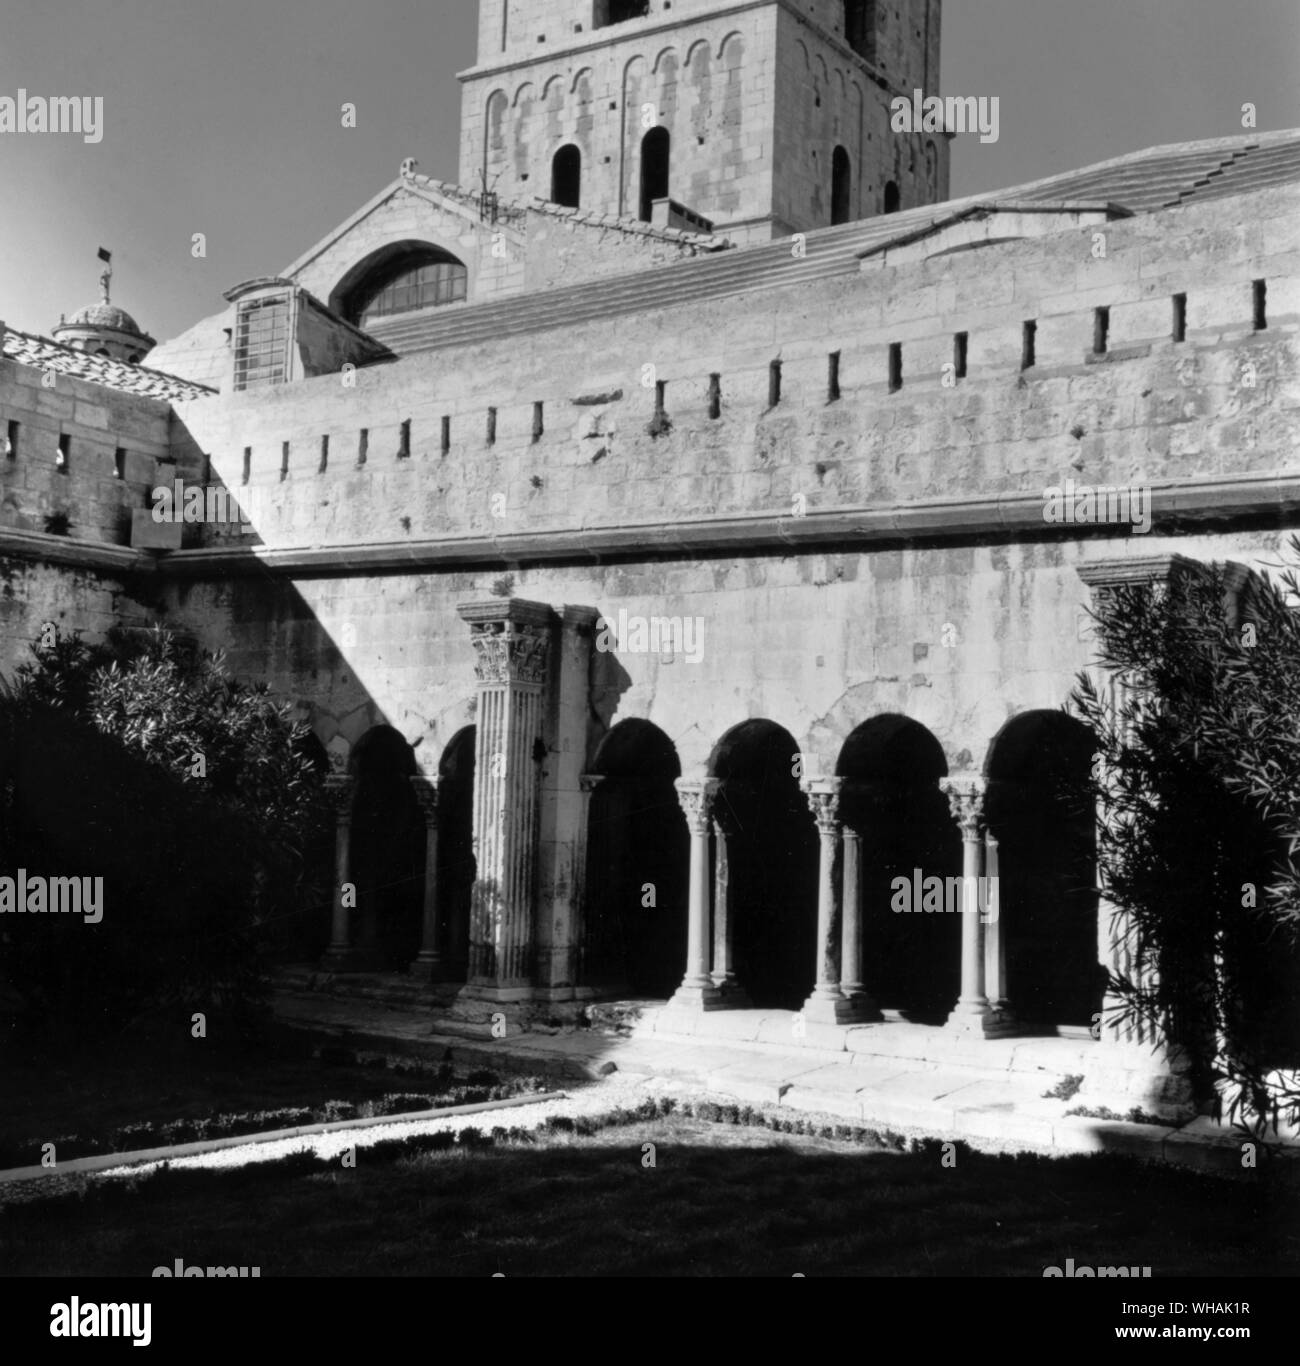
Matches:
[[97, 247, 112, 304]]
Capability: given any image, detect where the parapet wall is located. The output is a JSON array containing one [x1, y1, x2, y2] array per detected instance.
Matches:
[[169, 180, 1300, 560]]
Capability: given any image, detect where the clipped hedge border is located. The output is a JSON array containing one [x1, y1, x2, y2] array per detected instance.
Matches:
[[0, 1069, 546, 1170], [7, 1089, 1286, 1219]]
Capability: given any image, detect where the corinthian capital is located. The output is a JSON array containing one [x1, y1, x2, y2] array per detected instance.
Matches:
[[675, 779, 719, 836], [325, 773, 357, 822], [939, 774, 986, 838], [801, 777, 844, 835], [409, 775, 440, 824]]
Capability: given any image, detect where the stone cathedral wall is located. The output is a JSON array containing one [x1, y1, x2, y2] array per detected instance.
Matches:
[[148, 178, 1300, 776]]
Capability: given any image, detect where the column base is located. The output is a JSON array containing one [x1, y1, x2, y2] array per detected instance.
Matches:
[[319, 948, 364, 972], [944, 1002, 1017, 1038], [409, 954, 447, 984], [668, 981, 727, 1011], [802, 991, 878, 1025], [457, 982, 536, 1004], [711, 977, 753, 1008]]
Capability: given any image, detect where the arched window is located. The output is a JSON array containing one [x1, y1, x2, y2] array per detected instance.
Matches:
[[594, 0, 650, 28], [831, 146, 853, 225], [639, 126, 670, 222], [342, 247, 468, 329], [883, 180, 900, 214], [94, 348, 110, 358], [127, 353, 141, 365], [552, 144, 582, 208], [844, 0, 877, 62]]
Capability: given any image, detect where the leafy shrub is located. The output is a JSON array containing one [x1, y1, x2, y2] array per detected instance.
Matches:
[[0, 626, 329, 1042]]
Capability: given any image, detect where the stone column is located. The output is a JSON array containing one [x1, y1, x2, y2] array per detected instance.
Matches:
[[941, 774, 1009, 1036], [983, 829, 1011, 1017], [457, 599, 556, 1003], [710, 808, 751, 1004], [321, 774, 358, 970], [535, 605, 601, 1000], [668, 779, 722, 1010], [409, 776, 442, 982], [574, 773, 604, 992], [840, 819, 882, 1020], [801, 778, 865, 1024]]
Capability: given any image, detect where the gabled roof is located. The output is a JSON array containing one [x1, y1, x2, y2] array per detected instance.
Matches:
[[371, 129, 1300, 358], [1, 327, 217, 402], [280, 170, 727, 286]]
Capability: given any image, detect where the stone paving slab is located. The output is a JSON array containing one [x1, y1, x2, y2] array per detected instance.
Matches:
[[271, 989, 1300, 1171]]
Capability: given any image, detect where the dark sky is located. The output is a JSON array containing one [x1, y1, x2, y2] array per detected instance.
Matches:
[[1, 0, 1296, 344]]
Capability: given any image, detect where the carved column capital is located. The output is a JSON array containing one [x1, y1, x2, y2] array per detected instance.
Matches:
[[675, 779, 719, 836], [457, 600, 557, 687], [801, 777, 844, 834], [325, 774, 357, 823], [939, 774, 986, 838], [409, 775, 440, 824]]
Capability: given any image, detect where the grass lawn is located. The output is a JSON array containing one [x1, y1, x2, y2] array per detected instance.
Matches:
[[2, 1116, 1296, 1277], [0, 1033, 529, 1167]]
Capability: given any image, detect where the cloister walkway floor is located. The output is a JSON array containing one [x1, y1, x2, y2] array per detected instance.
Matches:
[[271, 974, 1300, 1175]]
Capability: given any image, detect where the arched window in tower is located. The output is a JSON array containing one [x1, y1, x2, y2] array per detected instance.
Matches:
[[594, 0, 650, 28], [831, 146, 853, 225], [342, 247, 468, 330], [844, 0, 877, 63], [883, 180, 901, 214], [639, 126, 670, 223], [552, 144, 582, 209]]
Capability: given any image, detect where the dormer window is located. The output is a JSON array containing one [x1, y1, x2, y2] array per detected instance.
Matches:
[[233, 292, 291, 392]]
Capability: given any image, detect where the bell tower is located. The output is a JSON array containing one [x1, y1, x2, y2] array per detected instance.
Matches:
[[459, 1, 948, 242]]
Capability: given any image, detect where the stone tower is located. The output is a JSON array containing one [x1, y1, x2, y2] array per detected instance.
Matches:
[[459, 0, 948, 242]]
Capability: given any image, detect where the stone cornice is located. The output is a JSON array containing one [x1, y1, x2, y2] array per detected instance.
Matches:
[[151, 470, 1300, 582], [0, 527, 152, 576]]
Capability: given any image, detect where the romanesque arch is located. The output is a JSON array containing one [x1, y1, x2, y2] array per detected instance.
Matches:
[[583, 720, 688, 998], [709, 719, 818, 1009], [832, 145, 853, 225], [436, 725, 477, 982], [328, 241, 469, 328], [984, 711, 1100, 1028], [836, 714, 959, 1020], [551, 144, 582, 208], [348, 726, 423, 969]]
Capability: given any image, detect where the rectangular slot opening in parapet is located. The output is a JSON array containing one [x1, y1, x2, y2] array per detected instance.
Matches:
[[57, 432, 70, 473], [1022, 320, 1037, 371], [114, 447, 126, 480], [1172, 293, 1187, 343], [1093, 307, 1110, 355], [953, 332, 968, 381], [888, 343, 903, 393], [6, 420, 19, 461], [708, 374, 722, 420], [768, 360, 782, 408], [828, 352, 842, 402], [1253, 279, 1267, 331]]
